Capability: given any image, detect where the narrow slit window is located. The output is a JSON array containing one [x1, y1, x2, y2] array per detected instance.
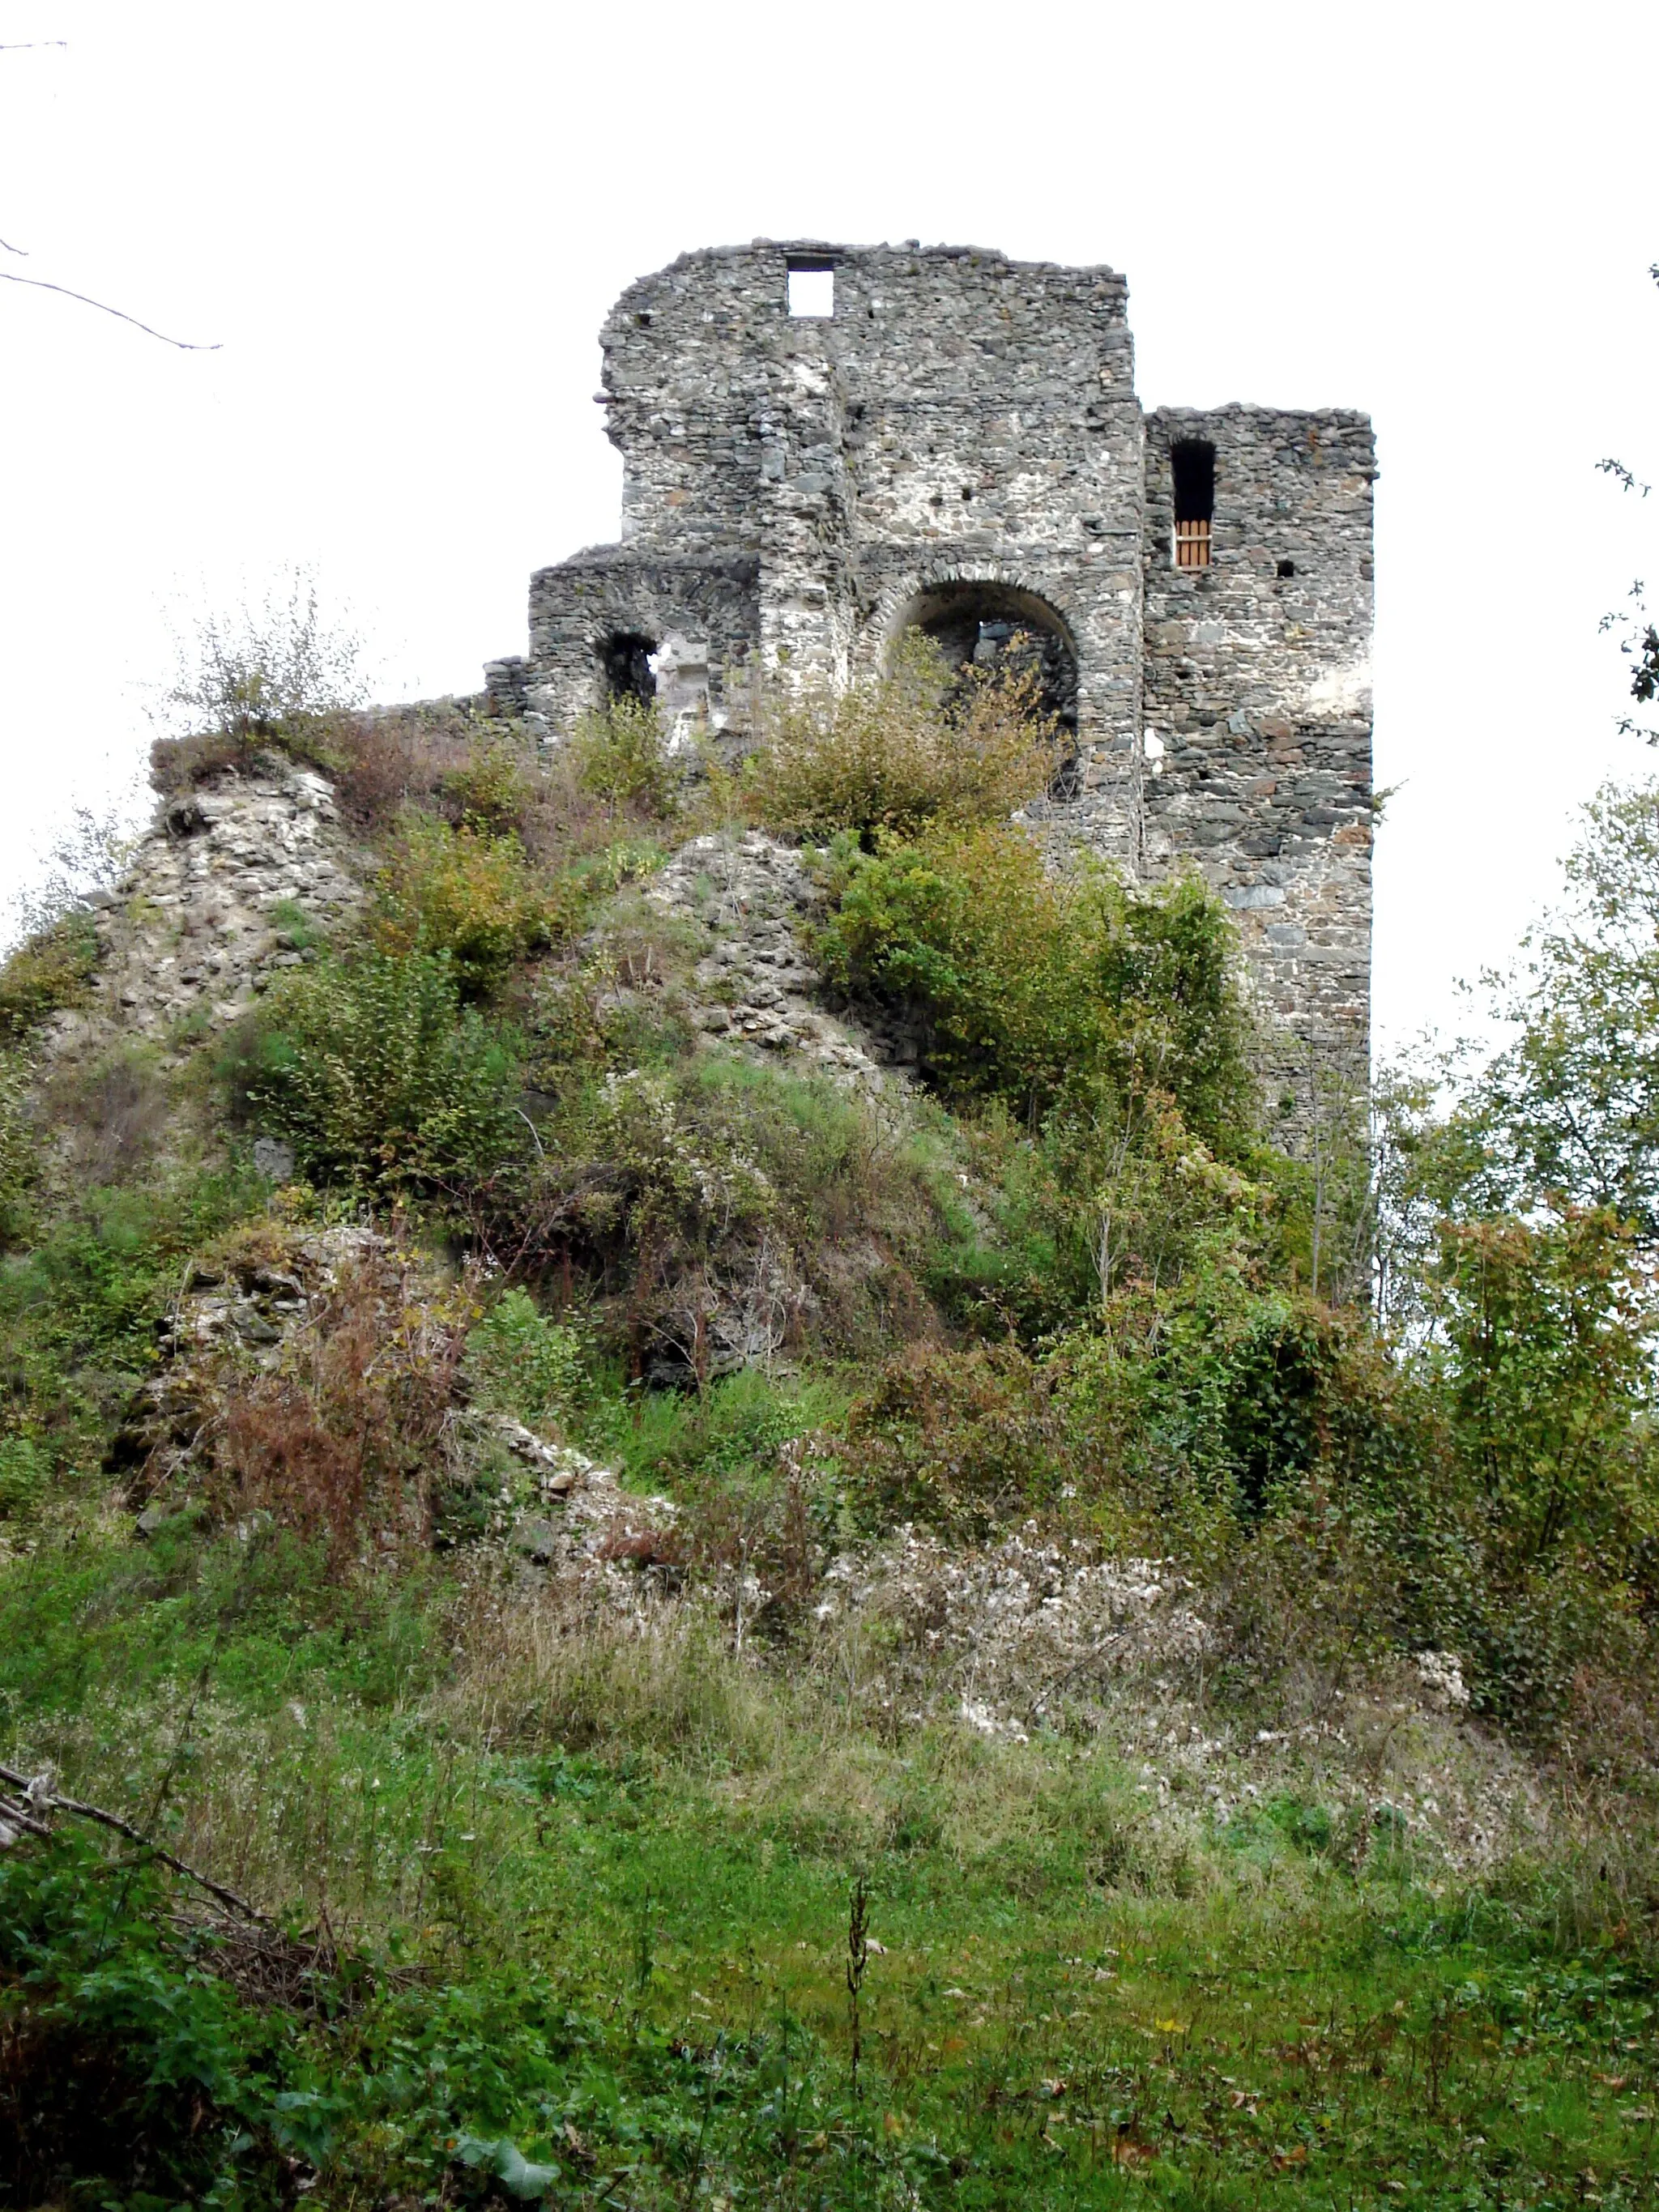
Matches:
[[787, 257, 835, 318], [1171, 439, 1214, 569]]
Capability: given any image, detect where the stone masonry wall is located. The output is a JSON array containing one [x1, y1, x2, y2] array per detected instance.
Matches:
[[1142, 407, 1375, 1083], [499, 241, 1375, 1076], [40, 761, 363, 1070]]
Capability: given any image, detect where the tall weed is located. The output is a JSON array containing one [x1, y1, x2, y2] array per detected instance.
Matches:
[[748, 636, 1056, 839]]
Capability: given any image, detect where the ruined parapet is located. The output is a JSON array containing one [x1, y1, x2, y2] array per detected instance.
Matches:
[[39, 759, 365, 1068], [493, 240, 1375, 1072]]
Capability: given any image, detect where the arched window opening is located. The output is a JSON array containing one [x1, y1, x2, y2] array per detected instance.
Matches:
[[891, 580, 1080, 793], [597, 629, 657, 705], [1171, 440, 1214, 569]]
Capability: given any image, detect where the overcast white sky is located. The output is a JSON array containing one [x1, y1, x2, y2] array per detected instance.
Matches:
[[2, 0, 1654, 1053]]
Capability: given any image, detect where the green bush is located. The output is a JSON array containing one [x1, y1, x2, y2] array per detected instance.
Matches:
[[572, 695, 678, 819], [1427, 1207, 1659, 1572], [467, 1288, 590, 1431], [0, 1837, 292, 2209], [819, 823, 1254, 1142], [0, 911, 98, 1040], [842, 1340, 1080, 1542], [0, 1432, 47, 1520], [441, 736, 536, 836], [238, 950, 526, 1191], [747, 636, 1056, 839], [372, 817, 570, 995]]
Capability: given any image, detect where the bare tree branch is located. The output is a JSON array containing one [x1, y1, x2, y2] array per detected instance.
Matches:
[[0, 267, 220, 348], [0, 1760, 272, 1923]]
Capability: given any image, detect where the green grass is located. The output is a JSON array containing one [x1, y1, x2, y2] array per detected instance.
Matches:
[[4, 1519, 1658, 2209], [578, 1363, 853, 1494]]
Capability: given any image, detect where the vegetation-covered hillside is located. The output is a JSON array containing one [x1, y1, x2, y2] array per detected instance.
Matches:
[[4, 641, 1659, 2210]]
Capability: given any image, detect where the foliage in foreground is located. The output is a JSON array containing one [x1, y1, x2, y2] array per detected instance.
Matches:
[[817, 822, 1254, 1142], [747, 637, 1060, 841], [4, 1553, 1659, 2212], [232, 950, 525, 1191]]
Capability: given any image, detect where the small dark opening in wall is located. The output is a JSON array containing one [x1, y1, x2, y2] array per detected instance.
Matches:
[[787, 255, 835, 318], [1277, 559, 1296, 580], [1172, 439, 1214, 570], [598, 630, 656, 705]]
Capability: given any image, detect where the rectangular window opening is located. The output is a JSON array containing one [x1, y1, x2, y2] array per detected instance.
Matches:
[[1171, 438, 1215, 569], [787, 258, 835, 318]]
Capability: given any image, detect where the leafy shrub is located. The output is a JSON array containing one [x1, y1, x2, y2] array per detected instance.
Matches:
[[441, 736, 536, 835], [237, 951, 525, 1191], [0, 910, 98, 1040], [152, 567, 366, 752], [1427, 1207, 1659, 1572], [819, 824, 1254, 1142], [0, 1838, 290, 2210], [748, 637, 1056, 839], [0, 1432, 47, 1520], [372, 817, 571, 995], [572, 695, 677, 818], [842, 1341, 1079, 1541], [467, 1288, 590, 1431], [0, 1169, 266, 1482]]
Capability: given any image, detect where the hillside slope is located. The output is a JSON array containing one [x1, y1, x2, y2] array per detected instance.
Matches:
[[2, 689, 1657, 2211]]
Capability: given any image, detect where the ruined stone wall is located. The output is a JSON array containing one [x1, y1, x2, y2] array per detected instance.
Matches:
[[526, 244, 1146, 842], [503, 241, 1375, 1073], [1141, 407, 1375, 1087], [525, 549, 760, 739], [39, 761, 364, 1072]]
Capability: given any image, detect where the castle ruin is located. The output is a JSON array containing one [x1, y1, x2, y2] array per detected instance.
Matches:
[[484, 241, 1375, 1078]]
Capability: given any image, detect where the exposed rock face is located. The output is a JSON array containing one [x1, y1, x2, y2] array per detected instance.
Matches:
[[642, 829, 902, 1091], [44, 758, 364, 1063]]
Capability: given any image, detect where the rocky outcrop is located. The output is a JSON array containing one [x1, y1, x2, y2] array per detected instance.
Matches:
[[642, 829, 909, 1091], [43, 757, 364, 1064]]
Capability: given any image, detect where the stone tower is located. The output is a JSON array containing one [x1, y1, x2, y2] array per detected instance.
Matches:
[[484, 241, 1375, 1076]]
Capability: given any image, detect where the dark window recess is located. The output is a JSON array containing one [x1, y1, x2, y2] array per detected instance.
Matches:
[[787, 255, 835, 318], [1172, 439, 1215, 569], [598, 631, 656, 704], [1277, 559, 1296, 579]]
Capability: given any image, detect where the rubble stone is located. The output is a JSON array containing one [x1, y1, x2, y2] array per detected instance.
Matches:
[[42, 756, 365, 1068]]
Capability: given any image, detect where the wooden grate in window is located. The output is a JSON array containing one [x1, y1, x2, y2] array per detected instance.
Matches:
[[1175, 518, 1211, 569]]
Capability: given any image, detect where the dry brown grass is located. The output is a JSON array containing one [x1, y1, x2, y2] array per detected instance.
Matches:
[[203, 1247, 466, 1568]]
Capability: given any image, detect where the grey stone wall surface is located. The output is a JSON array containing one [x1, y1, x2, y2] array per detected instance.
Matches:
[[1141, 406, 1374, 1079], [39, 761, 364, 1069], [494, 240, 1375, 1076]]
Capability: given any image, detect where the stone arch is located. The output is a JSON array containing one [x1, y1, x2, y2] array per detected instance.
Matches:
[[884, 576, 1080, 745]]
